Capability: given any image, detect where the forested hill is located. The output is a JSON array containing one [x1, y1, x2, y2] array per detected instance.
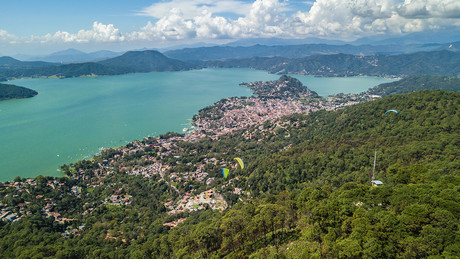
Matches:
[[368, 74, 460, 97], [139, 90, 460, 258], [202, 50, 460, 77], [0, 90, 458, 258], [0, 83, 38, 100], [0, 50, 194, 81], [98, 50, 192, 72]]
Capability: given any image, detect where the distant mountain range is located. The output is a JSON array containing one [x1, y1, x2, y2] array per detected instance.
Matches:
[[352, 29, 460, 45], [1, 48, 459, 82], [223, 37, 348, 47], [224, 30, 460, 47], [13, 48, 124, 63], [164, 42, 460, 61]]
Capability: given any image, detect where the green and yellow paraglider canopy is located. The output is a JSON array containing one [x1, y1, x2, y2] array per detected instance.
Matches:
[[223, 168, 229, 178], [234, 157, 244, 170], [223, 158, 244, 179]]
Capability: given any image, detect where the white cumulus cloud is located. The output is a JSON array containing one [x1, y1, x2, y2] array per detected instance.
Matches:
[[290, 0, 397, 38], [193, 10, 239, 39], [40, 22, 125, 43], [290, 0, 460, 39], [139, 0, 252, 19], [235, 0, 287, 37], [131, 0, 290, 42], [133, 11, 197, 41], [398, 0, 460, 19], [0, 29, 19, 43], [130, 0, 460, 42], [2, 0, 460, 48]]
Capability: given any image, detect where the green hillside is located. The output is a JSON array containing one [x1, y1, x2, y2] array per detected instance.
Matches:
[[99, 50, 192, 72], [204, 50, 460, 77], [0, 90, 458, 258], [149, 90, 459, 257], [368, 74, 460, 97]]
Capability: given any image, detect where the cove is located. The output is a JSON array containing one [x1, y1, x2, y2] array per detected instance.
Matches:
[[1, 68, 395, 182]]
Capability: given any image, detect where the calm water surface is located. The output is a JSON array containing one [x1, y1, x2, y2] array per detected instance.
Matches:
[[290, 74, 395, 97], [1, 68, 394, 181]]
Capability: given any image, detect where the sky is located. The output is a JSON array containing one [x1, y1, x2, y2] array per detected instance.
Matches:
[[1, 0, 460, 55]]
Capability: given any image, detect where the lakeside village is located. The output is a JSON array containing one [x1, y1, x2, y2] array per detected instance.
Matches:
[[0, 75, 381, 233]]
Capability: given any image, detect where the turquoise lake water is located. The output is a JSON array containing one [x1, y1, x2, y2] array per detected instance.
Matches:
[[1, 68, 394, 182]]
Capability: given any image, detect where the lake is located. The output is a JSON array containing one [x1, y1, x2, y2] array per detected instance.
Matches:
[[0, 68, 394, 182]]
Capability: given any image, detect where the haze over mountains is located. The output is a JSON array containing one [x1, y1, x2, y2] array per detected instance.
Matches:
[[0, 56, 55, 69], [351, 29, 460, 45], [163, 42, 460, 61], [13, 49, 123, 64]]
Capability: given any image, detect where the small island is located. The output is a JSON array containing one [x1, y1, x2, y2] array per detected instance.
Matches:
[[0, 83, 38, 101]]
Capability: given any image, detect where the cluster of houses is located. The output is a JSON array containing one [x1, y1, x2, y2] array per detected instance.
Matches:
[[165, 189, 228, 216], [0, 179, 84, 224], [321, 93, 381, 111], [105, 194, 132, 206], [1, 207, 18, 222], [192, 96, 315, 140]]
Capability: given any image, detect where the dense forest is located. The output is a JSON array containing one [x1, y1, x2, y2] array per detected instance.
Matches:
[[0, 83, 38, 100], [367, 74, 460, 97], [203, 50, 460, 77], [0, 88, 458, 258]]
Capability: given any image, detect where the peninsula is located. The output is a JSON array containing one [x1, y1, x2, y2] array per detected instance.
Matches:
[[0, 83, 38, 101]]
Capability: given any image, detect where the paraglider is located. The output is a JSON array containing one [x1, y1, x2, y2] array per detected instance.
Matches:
[[385, 109, 398, 115], [371, 180, 383, 187], [223, 168, 229, 178], [223, 158, 244, 179], [234, 157, 244, 170]]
